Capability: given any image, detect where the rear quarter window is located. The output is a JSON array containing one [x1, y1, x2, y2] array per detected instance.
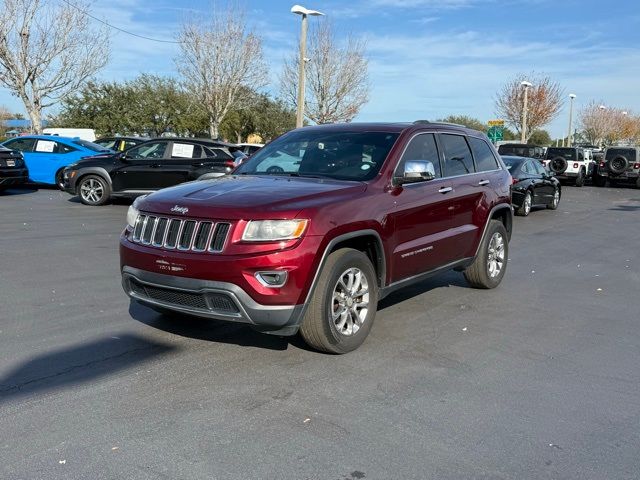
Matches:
[[469, 137, 499, 172]]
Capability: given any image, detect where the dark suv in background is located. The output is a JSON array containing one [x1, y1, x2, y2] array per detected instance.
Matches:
[[0, 146, 28, 192], [593, 147, 640, 188], [498, 143, 545, 160], [120, 121, 513, 353], [63, 138, 237, 205]]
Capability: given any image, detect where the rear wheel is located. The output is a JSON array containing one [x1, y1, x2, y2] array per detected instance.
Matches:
[[55, 169, 65, 190], [299, 248, 378, 354], [575, 170, 585, 187], [516, 190, 532, 216], [593, 174, 606, 187], [78, 175, 111, 206], [464, 220, 509, 289]]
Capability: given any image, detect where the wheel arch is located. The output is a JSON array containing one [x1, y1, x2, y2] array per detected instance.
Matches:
[[75, 167, 112, 192]]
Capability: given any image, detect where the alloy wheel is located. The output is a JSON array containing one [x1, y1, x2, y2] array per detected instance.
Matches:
[[486, 232, 505, 278], [331, 267, 370, 336], [552, 188, 560, 208], [524, 193, 532, 215], [80, 178, 104, 204]]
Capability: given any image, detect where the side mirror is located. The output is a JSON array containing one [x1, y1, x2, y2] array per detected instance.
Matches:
[[399, 160, 436, 184]]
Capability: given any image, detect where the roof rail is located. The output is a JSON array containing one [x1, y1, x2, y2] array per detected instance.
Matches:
[[413, 120, 467, 128]]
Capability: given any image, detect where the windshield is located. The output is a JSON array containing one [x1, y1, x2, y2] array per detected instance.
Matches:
[[95, 138, 117, 149], [234, 130, 400, 181], [605, 148, 636, 161], [73, 139, 112, 152], [546, 148, 576, 160], [499, 145, 536, 158]]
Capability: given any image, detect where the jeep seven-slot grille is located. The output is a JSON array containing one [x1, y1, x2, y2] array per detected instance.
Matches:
[[132, 214, 230, 253]]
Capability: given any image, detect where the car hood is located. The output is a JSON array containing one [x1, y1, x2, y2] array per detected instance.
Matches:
[[139, 175, 367, 219], [70, 153, 119, 167]]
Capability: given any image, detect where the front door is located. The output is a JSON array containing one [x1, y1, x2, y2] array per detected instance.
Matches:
[[111, 141, 169, 192], [389, 133, 456, 282]]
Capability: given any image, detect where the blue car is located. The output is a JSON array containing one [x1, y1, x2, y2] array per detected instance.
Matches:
[[1, 135, 113, 189]]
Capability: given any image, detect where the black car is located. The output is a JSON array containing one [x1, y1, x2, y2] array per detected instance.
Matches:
[[94, 136, 149, 152], [502, 155, 561, 216], [63, 138, 237, 206], [498, 143, 545, 160], [0, 146, 29, 192]]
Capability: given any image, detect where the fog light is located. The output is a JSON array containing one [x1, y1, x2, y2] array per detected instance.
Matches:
[[255, 271, 288, 288]]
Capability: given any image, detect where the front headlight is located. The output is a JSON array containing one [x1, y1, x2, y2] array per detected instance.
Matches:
[[126, 195, 147, 228], [242, 219, 308, 242]]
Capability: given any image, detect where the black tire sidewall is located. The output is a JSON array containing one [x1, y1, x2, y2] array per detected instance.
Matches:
[[318, 250, 378, 353], [609, 156, 628, 174], [55, 169, 65, 190], [575, 170, 585, 187]]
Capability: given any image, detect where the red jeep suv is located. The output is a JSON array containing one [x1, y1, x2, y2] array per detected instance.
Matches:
[[120, 122, 513, 353]]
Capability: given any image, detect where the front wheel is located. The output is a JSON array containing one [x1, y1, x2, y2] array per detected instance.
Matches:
[[516, 191, 532, 216], [299, 248, 378, 354], [464, 220, 509, 289], [547, 187, 560, 210], [78, 175, 111, 206]]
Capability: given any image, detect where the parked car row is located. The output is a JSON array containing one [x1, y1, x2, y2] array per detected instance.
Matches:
[[0, 135, 263, 201]]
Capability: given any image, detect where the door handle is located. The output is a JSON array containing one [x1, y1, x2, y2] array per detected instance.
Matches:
[[478, 179, 490, 186], [438, 186, 453, 194]]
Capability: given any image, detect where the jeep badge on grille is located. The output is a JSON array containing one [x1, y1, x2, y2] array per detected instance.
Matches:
[[170, 205, 189, 215]]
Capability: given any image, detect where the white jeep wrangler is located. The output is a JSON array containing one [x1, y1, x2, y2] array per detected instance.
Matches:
[[542, 147, 593, 187]]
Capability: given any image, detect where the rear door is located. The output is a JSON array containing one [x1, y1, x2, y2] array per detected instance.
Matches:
[[153, 141, 206, 187], [438, 133, 486, 260], [389, 133, 455, 281], [29, 139, 76, 184]]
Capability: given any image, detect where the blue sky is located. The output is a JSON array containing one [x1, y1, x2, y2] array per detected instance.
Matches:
[[1, 0, 639, 138]]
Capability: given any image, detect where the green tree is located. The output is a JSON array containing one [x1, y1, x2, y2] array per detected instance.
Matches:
[[528, 129, 552, 146], [438, 115, 487, 132], [220, 93, 296, 143], [55, 75, 208, 137]]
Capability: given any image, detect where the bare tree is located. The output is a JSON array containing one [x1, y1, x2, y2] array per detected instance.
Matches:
[[176, 5, 267, 140], [494, 73, 563, 141], [280, 22, 369, 124], [0, 0, 109, 133]]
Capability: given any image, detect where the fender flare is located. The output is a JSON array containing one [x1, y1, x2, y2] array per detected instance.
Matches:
[[73, 167, 112, 191]]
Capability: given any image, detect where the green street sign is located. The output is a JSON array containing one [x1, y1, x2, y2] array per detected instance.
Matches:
[[487, 125, 503, 143]]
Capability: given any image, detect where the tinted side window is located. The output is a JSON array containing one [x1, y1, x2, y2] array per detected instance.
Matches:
[[469, 137, 499, 172], [396, 133, 441, 179], [5, 138, 36, 152], [578, 150, 584, 161], [126, 142, 168, 160], [440, 134, 475, 177]]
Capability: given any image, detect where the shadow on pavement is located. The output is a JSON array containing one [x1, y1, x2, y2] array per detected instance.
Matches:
[[129, 301, 311, 351], [0, 185, 39, 196], [0, 333, 176, 403], [379, 270, 467, 311]]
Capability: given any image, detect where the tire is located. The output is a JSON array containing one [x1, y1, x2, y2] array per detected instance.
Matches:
[[636, 177, 640, 190], [55, 169, 65, 190], [464, 220, 509, 289], [299, 248, 378, 354], [78, 174, 111, 206], [609, 156, 628, 175], [516, 190, 532, 216], [593, 174, 606, 187], [575, 169, 585, 187], [547, 186, 560, 210], [549, 156, 567, 174]]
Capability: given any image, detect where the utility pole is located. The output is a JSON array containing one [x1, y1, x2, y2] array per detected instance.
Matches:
[[567, 93, 576, 147], [520, 81, 532, 143]]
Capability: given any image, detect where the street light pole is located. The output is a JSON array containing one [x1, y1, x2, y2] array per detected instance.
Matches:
[[567, 93, 576, 147], [291, 5, 324, 129], [520, 81, 532, 143]]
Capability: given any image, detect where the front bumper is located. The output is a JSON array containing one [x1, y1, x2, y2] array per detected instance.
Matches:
[[0, 168, 29, 187], [62, 169, 79, 194], [122, 266, 304, 335]]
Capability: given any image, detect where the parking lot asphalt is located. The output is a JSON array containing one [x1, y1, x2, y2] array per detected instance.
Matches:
[[1, 184, 639, 480]]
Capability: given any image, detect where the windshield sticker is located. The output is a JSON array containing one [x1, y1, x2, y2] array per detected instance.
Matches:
[[361, 164, 371, 170], [35, 140, 56, 153], [172, 143, 195, 158]]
